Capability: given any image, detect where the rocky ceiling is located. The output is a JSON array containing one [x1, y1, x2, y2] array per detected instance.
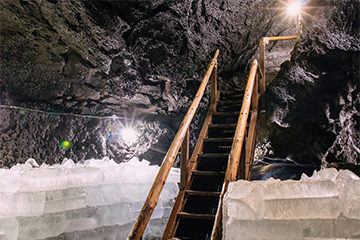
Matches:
[[0, 0, 359, 169]]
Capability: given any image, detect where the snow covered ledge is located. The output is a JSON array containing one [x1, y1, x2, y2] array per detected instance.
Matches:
[[0, 157, 179, 240], [223, 168, 360, 240]]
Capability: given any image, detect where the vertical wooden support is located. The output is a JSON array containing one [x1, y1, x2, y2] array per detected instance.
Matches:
[[211, 59, 218, 105], [252, 73, 259, 111], [259, 38, 267, 111], [245, 110, 258, 180], [259, 35, 298, 111], [180, 129, 189, 189], [237, 134, 247, 180]]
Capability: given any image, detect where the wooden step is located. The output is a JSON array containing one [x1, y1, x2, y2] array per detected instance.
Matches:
[[197, 154, 229, 172], [190, 173, 225, 192], [221, 90, 245, 95], [182, 193, 220, 215], [220, 91, 245, 101], [174, 218, 214, 240], [203, 137, 233, 142], [185, 190, 221, 197], [191, 170, 226, 176], [218, 100, 243, 105], [208, 123, 237, 128], [177, 212, 215, 220], [208, 124, 237, 138], [198, 153, 229, 158]]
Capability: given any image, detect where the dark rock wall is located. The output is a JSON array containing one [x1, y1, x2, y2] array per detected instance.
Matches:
[[264, 0, 360, 165], [0, 0, 359, 168]]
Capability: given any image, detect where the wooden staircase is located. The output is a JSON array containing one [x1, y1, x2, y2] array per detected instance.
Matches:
[[127, 51, 259, 240], [162, 90, 257, 240]]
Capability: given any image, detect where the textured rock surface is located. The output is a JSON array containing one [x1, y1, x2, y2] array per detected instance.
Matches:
[[262, 0, 360, 166], [0, 0, 359, 169]]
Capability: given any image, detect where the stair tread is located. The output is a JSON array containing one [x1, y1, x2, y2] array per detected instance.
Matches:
[[221, 90, 245, 95], [198, 153, 229, 158], [213, 111, 240, 115], [191, 170, 226, 175], [218, 100, 242, 104], [185, 190, 221, 196], [177, 212, 216, 220], [208, 123, 237, 128], [203, 137, 233, 142]]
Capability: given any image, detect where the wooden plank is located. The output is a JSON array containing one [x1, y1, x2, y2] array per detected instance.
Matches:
[[180, 129, 189, 190], [185, 190, 221, 197], [213, 111, 240, 116], [237, 134, 247, 180], [198, 153, 229, 158], [211, 59, 218, 105], [203, 138, 233, 142], [191, 171, 226, 176], [208, 124, 237, 128], [221, 90, 245, 95], [218, 100, 243, 105], [245, 110, 258, 180], [177, 212, 216, 220]]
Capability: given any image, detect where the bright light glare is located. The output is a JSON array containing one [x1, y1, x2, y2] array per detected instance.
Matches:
[[288, 2, 301, 15], [121, 128, 138, 144]]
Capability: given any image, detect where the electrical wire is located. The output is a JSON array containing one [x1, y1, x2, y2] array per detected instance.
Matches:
[[0, 104, 131, 120]]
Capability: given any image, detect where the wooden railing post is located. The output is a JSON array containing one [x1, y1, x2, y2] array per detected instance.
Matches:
[[259, 38, 267, 111], [252, 71, 259, 111], [259, 35, 298, 111], [180, 128, 189, 189], [211, 59, 218, 105]]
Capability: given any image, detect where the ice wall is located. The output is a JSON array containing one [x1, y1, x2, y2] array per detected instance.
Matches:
[[223, 168, 360, 240], [0, 157, 180, 240]]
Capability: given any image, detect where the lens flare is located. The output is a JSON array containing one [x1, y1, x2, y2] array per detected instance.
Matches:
[[107, 118, 124, 141], [20, 110, 27, 115], [121, 128, 138, 144], [107, 118, 139, 144], [288, 1, 301, 15], [60, 140, 72, 150]]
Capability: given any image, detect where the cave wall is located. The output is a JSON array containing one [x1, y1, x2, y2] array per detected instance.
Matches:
[[0, 0, 358, 168], [0, 0, 298, 168], [264, 0, 360, 165]]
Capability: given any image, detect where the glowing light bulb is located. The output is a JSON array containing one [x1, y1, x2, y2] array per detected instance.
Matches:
[[288, 1, 301, 15], [121, 128, 138, 144]]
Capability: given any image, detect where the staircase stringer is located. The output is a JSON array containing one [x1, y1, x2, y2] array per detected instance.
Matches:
[[162, 101, 218, 240]]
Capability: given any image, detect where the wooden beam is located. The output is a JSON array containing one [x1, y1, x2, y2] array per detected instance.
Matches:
[[180, 129, 189, 190], [245, 110, 258, 180]]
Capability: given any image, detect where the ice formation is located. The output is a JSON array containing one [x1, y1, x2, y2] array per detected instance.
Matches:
[[0, 157, 180, 240], [223, 168, 360, 240]]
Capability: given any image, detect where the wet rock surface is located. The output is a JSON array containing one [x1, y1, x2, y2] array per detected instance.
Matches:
[[0, 0, 359, 169]]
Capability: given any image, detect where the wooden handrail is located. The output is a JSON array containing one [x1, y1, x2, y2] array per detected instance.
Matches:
[[259, 35, 298, 109], [127, 50, 219, 240], [225, 59, 258, 183], [211, 59, 258, 240]]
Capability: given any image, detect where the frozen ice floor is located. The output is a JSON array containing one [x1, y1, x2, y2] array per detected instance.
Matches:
[[0, 157, 180, 240]]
